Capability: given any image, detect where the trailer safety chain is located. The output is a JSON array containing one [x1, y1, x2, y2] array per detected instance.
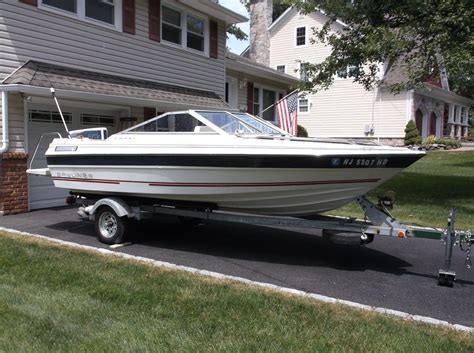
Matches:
[[441, 230, 472, 269], [459, 231, 472, 269]]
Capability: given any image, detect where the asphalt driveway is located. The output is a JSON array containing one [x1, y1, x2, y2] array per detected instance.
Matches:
[[1, 206, 473, 327]]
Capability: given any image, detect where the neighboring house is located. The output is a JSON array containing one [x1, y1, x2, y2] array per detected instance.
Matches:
[[267, 7, 473, 142], [225, 51, 299, 121], [0, 0, 248, 214]]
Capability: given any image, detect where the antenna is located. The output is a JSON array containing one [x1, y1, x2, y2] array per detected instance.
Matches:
[[50, 87, 71, 138]]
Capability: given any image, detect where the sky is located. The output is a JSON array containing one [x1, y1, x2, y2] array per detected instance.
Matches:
[[219, 0, 250, 54]]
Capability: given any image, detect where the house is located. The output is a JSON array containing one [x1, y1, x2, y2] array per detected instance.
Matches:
[[265, 7, 472, 143], [0, 0, 295, 215], [225, 51, 299, 119]]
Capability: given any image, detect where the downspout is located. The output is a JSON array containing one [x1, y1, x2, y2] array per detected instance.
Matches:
[[0, 90, 9, 153]]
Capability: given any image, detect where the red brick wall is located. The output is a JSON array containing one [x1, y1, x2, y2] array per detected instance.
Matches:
[[0, 152, 29, 215]]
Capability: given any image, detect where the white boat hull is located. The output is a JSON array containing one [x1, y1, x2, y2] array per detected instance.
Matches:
[[49, 164, 404, 216]]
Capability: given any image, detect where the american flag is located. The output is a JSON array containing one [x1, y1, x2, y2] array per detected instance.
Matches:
[[276, 91, 298, 136]]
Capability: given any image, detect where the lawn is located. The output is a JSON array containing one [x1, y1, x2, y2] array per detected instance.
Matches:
[[328, 151, 474, 230], [0, 231, 473, 352]]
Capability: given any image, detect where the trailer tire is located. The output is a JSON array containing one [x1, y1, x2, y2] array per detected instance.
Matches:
[[94, 206, 128, 245], [322, 230, 373, 246]]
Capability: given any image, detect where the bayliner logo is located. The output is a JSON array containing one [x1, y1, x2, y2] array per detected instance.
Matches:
[[53, 172, 94, 179]]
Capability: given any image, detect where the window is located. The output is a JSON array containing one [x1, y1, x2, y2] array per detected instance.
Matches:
[[253, 87, 260, 115], [300, 62, 310, 81], [162, 6, 182, 45], [262, 89, 276, 121], [161, 4, 207, 53], [276, 65, 286, 73], [187, 14, 204, 51], [81, 113, 115, 126], [296, 27, 306, 46], [40, 0, 121, 29], [299, 98, 309, 113], [85, 0, 115, 25], [43, 0, 76, 13], [29, 110, 72, 124]]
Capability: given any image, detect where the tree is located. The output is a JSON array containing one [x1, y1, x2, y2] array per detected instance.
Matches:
[[285, 0, 473, 97], [404, 120, 421, 145]]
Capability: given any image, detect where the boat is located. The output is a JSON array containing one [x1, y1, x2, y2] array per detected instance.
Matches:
[[28, 110, 424, 216]]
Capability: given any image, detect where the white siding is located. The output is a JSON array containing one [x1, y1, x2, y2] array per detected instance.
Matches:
[[0, 0, 226, 96], [270, 10, 406, 138]]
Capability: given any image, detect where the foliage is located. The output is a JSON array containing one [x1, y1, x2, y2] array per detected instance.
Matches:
[[297, 124, 309, 137], [468, 129, 474, 142], [286, 0, 473, 97], [404, 120, 421, 145], [226, 24, 248, 41], [423, 135, 437, 145], [433, 138, 461, 148]]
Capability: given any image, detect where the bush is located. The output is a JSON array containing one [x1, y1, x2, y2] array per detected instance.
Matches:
[[297, 125, 309, 137], [404, 120, 421, 145], [423, 135, 437, 145], [435, 138, 461, 148], [468, 129, 474, 141]]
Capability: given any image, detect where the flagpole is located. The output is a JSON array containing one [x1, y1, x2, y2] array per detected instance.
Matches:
[[256, 89, 299, 118]]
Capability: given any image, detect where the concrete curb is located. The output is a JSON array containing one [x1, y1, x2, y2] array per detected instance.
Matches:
[[1, 226, 472, 334]]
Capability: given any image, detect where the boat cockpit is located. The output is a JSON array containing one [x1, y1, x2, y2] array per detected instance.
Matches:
[[120, 110, 289, 137]]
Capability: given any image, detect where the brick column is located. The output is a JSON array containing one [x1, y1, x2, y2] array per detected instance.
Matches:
[[0, 152, 29, 215]]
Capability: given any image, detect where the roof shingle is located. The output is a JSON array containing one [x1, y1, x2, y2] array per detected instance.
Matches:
[[2, 61, 230, 109]]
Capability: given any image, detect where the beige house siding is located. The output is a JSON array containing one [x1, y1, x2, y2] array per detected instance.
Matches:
[[0, 0, 226, 96], [270, 10, 407, 138]]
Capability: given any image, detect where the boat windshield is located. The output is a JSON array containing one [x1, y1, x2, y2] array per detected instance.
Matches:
[[230, 112, 284, 135], [197, 111, 261, 135]]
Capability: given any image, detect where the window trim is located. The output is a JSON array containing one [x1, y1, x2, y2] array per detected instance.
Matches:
[[295, 26, 307, 47], [38, 0, 123, 31], [161, 2, 209, 56], [276, 65, 286, 73], [298, 97, 310, 114]]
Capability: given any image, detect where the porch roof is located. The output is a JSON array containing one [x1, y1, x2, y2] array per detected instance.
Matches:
[[1, 61, 230, 110]]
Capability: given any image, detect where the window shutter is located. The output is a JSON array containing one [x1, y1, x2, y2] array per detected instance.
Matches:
[[19, 0, 37, 5], [123, 0, 136, 34], [209, 20, 218, 59], [247, 81, 254, 114], [149, 0, 161, 42], [144, 107, 156, 120]]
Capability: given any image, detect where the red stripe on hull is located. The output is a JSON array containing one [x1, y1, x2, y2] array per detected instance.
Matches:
[[53, 177, 380, 187]]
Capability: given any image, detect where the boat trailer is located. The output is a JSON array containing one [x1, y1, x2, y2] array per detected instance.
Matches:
[[74, 195, 472, 288]]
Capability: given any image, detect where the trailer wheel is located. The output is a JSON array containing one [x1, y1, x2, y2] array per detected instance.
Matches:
[[322, 230, 373, 246], [94, 206, 128, 245]]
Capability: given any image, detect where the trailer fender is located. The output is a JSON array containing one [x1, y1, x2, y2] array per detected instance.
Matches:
[[89, 197, 135, 220]]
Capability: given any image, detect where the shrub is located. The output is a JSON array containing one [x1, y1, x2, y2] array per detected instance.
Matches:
[[436, 138, 461, 148], [404, 120, 421, 145], [468, 129, 474, 141], [297, 125, 309, 137], [423, 135, 437, 145]]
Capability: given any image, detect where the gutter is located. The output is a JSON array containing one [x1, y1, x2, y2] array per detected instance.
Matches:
[[0, 90, 8, 154]]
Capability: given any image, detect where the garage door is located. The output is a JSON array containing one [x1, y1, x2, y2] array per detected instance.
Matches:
[[28, 105, 121, 210]]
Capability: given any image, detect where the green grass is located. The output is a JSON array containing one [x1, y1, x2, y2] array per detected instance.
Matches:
[[328, 151, 474, 230], [0, 231, 473, 352]]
